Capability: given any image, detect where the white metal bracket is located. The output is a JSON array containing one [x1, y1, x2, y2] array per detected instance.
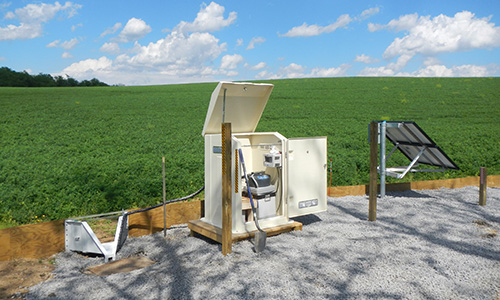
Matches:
[[65, 212, 128, 262]]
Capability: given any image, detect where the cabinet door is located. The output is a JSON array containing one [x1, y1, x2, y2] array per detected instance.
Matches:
[[287, 137, 327, 218]]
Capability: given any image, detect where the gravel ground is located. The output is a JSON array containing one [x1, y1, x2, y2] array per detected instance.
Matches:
[[27, 187, 499, 300]]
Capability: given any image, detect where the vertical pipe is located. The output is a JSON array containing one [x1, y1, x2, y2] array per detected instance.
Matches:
[[221, 123, 232, 255], [162, 157, 167, 238], [369, 122, 378, 221], [329, 159, 333, 197], [380, 121, 386, 198], [222, 88, 227, 123], [479, 167, 487, 206]]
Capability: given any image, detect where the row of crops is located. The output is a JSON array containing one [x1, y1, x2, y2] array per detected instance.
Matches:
[[1, 77, 499, 226]]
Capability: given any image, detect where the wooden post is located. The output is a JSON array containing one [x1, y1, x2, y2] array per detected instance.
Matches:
[[221, 123, 232, 255], [479, 167, 487, 206], [369, 122, 378, 221], [162, 157, 167, 237]]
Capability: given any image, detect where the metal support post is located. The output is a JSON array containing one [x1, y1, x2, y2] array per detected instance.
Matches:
[[369, 122, 378, 221], [380, 121, 386, 198]]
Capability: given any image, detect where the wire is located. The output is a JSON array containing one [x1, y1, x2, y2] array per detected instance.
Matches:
[[125, 186, 205, 216]]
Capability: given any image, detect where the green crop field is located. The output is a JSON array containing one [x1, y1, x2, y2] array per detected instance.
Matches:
[[1, 77, 499, 227]]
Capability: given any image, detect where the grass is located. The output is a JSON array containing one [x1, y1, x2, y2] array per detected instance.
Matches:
[[0, 77, 499, 226]]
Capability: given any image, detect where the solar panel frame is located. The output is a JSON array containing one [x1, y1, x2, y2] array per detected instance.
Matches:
[[383, 121, 459, 170]]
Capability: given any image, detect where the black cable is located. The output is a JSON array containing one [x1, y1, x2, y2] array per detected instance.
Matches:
[[125, 186, 204, 216]]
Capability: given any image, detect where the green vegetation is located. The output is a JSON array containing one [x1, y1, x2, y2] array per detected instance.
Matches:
[[0, 66, 108, 87], [1, 77, 499, 226]]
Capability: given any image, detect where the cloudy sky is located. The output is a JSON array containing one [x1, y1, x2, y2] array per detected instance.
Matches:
[[1, 0, 499, 85]]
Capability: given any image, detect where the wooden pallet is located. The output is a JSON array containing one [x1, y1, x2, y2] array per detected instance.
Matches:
[[188, 219, 302, 244]]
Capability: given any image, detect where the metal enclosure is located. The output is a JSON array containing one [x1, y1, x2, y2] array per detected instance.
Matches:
[[202, 82, 327, 234]]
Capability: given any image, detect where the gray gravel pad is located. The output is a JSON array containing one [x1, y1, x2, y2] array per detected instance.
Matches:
[[27, 187, 500, 299]]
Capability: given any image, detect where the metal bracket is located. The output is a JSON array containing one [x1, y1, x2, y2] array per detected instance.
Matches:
[[65, 212, 128, 262]]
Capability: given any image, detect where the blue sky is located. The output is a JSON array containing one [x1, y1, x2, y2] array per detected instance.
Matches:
[[1, 0, 499, 85]]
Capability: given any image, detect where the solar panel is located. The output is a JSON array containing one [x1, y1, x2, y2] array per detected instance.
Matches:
[[383, 121, 459, 170]]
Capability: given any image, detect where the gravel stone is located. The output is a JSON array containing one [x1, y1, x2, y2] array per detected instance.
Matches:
[[26, 187, 500, 299]]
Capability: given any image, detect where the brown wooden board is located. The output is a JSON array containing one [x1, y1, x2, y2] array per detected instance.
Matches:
[[188, 219, 302, 244], [328, 175, 500, 197], [128, 200, 203, 237], [1, 175, 499, 261], [0, 220, 64, 261]]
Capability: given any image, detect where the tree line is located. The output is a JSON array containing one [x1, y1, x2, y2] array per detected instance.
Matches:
[[0, 67, 109, 87]]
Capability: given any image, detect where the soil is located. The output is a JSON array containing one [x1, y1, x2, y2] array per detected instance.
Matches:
[[0, 219, 117, 299], [0, 257, 55, 299]]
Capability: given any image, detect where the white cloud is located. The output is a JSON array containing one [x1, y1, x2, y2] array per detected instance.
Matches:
[[309, 65, 349, 77], [255, 63, 349, 80], [366, 11, 500, 76], [4, 11, 15, 19], [281, 14, 352, 37], [0, 2, 81, 41], [0, 2, 11, 9], [174, 2, 236, 34], [248, 62, 266, 70], [114, 18, 152, 43], [368, 13, 418, 32], [126, 31, 226, 68], [358, 7, 380, 21], [62, 52, 73, 59], [100, 22, 122, 38], [373, 11, 500, 61], [46, 38, 79, 50], [220, 54, 243, 69], [71, 23, 83, 31], [361, 7, 379, 18], [236, 38, 243, 47], [354, 54, 379, 64], [58, 3, 249, 85], [412, 64, 494, 77], [46, 40, 60, 48], [100, 42, 121, 55], [0, 23, 42, 41], [60, 38, 79, 50], [358, 66, 395, 76], [255, 70, 280, 80], [62, 56, 113, 75], [359, 63, 497, 77], [246, 37, 265, 50], [10, 1, 81, 23]]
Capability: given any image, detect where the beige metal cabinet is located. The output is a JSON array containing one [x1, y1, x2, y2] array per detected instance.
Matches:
[[202, 82, 327, 234]]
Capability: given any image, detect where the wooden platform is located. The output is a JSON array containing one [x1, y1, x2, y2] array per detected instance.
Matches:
[[188, 219, 303, 244]]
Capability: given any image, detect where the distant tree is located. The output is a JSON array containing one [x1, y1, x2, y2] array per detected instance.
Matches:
[[0, 66, 109, 87], [33, 73, 56, 87], [66, 76, 79, 87], [54, 75, 68, 87]]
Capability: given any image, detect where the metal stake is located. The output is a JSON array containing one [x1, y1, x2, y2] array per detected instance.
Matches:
[[380, 121, 386, 198], [162, 157, 167, 237]]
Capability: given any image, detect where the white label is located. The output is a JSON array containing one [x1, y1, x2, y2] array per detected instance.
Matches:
[[298, 199, 318, 209]]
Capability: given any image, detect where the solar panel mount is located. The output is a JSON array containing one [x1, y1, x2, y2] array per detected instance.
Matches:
[[376, 121, 459, 180]]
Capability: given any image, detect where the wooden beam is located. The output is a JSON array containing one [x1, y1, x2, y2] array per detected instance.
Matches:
[[0, 220, 64, 261], [128, 200, 203, 237], [369, 121, 378, 221], [221, 122, 232, 256], [1, 175, 499, 261], [188, 219, 302, 244], [479, 167, 487, 206]]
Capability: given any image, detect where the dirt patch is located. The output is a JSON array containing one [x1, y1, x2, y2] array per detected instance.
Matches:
[[83, 256, 155, 276], [86, 218, 119, 243], [0, 257, 55, 299], [473, 219, 499, 239]]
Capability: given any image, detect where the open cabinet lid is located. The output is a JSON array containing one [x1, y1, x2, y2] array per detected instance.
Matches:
[[202, 81, 274, 136]]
